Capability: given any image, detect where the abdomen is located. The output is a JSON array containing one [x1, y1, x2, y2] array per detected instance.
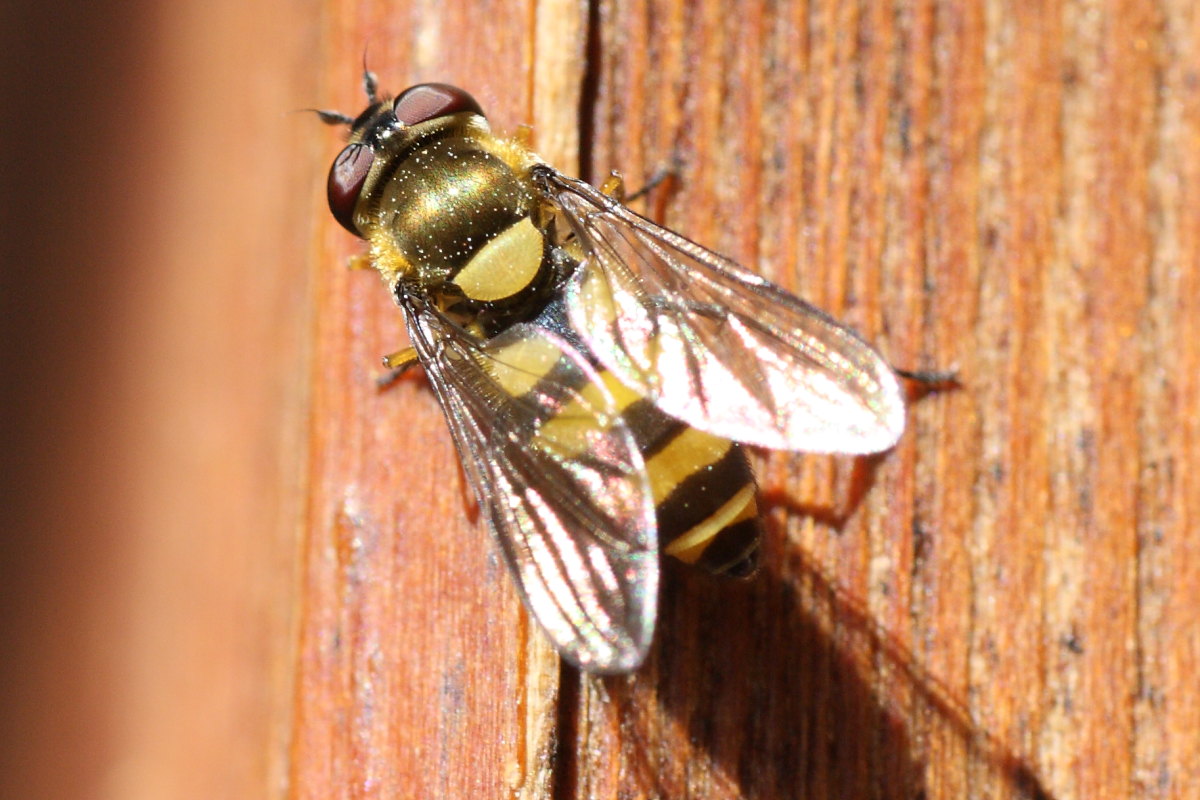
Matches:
[[516, 298, 764, 576], [610, 388, 762, 576]]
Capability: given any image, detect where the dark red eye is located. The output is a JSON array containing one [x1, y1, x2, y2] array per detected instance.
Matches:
[[392, 83, 484, 126], [327, 143, 373, 236]]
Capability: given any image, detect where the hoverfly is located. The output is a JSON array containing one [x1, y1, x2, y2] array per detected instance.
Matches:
[[320, 77, 907, 673]]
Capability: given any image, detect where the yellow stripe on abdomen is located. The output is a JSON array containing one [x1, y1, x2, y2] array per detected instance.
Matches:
[[644, 429, 732, 504], [638, 421, 762, 575], [536, 371, 641, 457], [663, 483, 757, 563], [488, 334, 567, 397]]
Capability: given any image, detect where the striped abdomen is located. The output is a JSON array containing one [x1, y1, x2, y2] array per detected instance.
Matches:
[[496, 299, 763, 577], [608, 387, 762, 577]]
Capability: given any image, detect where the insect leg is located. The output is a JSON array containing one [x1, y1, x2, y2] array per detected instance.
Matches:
[[598, 160, 679, 205], [895, 367, 960, 388], [376, 347, 421, 388], [894, 367, 960, 400], [623, 159, 679, 203], [599, 171, 627, 201]]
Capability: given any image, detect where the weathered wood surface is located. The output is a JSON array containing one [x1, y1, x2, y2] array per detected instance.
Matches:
[[28, 0, 1190, 796], [26, 0, 1193, 798], [291, 0, 1200, 798]]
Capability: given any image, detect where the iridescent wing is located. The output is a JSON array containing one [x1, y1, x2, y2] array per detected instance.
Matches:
[[403, 296, 658, 672], [532, 167, 906, 454]]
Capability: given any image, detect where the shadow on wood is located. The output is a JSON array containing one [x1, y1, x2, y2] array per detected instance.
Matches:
[[567, 515, 1058, 799]]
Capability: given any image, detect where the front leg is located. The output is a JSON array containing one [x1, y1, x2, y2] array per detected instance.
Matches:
[[600, 160, 679, 204], [599, 171, 627, 202], [376, 347, 420, 388]]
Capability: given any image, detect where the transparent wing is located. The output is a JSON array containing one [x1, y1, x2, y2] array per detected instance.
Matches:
[[533, 166, 906, 453], [403, 297, 658, 672]]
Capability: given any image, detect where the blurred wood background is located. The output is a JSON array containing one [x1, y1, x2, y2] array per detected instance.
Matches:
[[4, 0, 1197, 798]]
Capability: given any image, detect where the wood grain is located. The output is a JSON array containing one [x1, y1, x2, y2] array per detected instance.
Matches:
[[16, 0, 1190, 796], [18, 0, 1180, 796], [20, 0, 1191, 797], [288, 0, 1200, 798], [292, 2, 581, 798]]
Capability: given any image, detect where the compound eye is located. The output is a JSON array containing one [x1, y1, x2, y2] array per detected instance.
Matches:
[[392, 83, 484, 126], [327, 143, 373, 236]]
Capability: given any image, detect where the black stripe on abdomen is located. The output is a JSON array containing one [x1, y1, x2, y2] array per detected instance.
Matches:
[[623, 402, 762, 576], [491, 315, 762, 577]]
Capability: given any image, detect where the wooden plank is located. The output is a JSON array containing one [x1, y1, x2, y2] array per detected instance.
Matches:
[[290, 2, 583, 798], [289, 1, 1200, 799], [17, 0, 1191, 797], [568, 1, 1200, 799]]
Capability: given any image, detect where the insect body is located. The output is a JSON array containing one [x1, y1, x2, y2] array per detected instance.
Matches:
[[323, 79, 906, 672]]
